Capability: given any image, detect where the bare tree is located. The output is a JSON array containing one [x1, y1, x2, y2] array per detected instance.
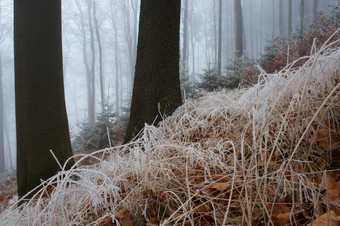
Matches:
[[217, 0, 222, 75], [234, 0, 243, 58], [93, 1, 105, 110], [288, 0, 292, 40], [181, 0, 189, 77], [279, 0, 283, 36]]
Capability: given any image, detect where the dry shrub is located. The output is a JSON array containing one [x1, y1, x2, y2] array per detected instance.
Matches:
[[0, 36, 339, 225]]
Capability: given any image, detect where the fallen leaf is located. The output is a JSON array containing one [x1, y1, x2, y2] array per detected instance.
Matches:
[[307, 211, 340, 226]]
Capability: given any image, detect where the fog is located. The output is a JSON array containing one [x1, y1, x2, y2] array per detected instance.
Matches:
[[0, 0, 337, 172]]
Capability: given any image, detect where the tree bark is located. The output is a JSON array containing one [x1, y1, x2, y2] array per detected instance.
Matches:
[[124, 0, 182, 143], [234, 0, 243, 58], [14, 0, 74, 200]]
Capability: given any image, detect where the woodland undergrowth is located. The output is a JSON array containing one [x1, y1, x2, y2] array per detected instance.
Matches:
[[1, 32, 340, 225]]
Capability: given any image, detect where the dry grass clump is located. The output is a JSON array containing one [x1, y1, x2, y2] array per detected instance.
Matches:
[[1, 36, 340, 225]]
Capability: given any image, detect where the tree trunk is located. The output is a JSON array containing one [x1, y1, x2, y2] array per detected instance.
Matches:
[[313, 0, 318, 15], [279, 0, 283, 36], [87, 0, 96, 124], [0, 0, 5, 173], [217, 0, 222, 75], [181, 0, 189, 77], [124, 0, 182, 143], [0, 52, 4, 173], [288, 0, 292, 40], [234, 0, 243, 58], [300, 0, 305, 40], [93, 1, 105, 110], [14, 0, 74, 200], [75, 0, 95, 124]]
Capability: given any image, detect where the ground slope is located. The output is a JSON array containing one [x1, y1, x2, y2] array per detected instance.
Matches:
[[1, 40, 340, 225]]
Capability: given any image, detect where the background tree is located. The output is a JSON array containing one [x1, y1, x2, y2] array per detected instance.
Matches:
[[14, 0, 74, 199], [234, 0, 243, 58], [124, 0, 182, 143], [0, 0, 5, 173], [217, 0, 222, 75]]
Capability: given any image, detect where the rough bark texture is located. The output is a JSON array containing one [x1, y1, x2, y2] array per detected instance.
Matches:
[[124, 0, 182, 143], [234, 0, 243, 58], [14, 0, 74, 200]]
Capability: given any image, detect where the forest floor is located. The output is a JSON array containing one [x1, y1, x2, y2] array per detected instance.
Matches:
[[1, 41, 340, 225], [0, 172, 17, 214]]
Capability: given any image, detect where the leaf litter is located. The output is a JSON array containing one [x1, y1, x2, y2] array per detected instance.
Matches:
[[1, 33, 340, 225]]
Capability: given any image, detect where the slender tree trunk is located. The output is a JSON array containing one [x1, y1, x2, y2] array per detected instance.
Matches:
[[213, 0, 217, 67], [124, 0, 182, 143], [217, 0, 222, 75], [234, 0, 243, 58], [0, 0, 5, 173], [87, 0, 96, 124], [279, 0, 283, 36], [93, 1, 105, 110], [181, 0, 189, 77], [300, 0, 305, 40], [313, 0, 318, 15], [0, 52, 4, 173], [15, 0, 74, 200], [288, 0, 292, 40], [75, 0, 94, 124], [111, 2, 121, 116]]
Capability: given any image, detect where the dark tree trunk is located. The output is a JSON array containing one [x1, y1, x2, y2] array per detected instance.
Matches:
[[14, 0, 74, 200], [234, 0, 243, 58], [124, 0, 182, 143]]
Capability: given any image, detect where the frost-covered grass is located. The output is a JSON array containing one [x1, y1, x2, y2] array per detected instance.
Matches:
[[1, 35, 340, 225]]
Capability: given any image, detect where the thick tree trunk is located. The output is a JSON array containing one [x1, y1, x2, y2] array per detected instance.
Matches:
[[14, 0, 74, 200], [124, 0, 182, 143], [234, 0, 243, 58]]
